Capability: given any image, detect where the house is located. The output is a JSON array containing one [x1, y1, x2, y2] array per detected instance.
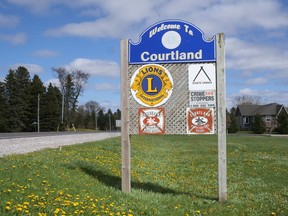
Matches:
[[236, 103, 288, 131]]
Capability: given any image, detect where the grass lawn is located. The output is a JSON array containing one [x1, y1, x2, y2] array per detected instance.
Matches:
[[0, 134, 287, 215]]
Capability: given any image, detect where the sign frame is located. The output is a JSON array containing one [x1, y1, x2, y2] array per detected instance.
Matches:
[[121, 20, 226, 202]]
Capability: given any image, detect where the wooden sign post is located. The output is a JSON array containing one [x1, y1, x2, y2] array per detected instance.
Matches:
[[216, 33, 227, 202]]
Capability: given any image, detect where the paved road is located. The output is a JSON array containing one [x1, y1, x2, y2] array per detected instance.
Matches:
[[0, 131, 120, 140], [0, 131, 121, 157]]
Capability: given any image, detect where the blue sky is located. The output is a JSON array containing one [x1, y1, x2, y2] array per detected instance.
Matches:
[[0, 0, 288, 111]]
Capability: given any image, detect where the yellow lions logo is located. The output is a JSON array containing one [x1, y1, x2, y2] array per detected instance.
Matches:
[[130, 64, 173, 107]]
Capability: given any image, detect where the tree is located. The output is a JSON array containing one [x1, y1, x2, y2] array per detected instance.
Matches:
[[3, 67, 31, 132], [74, 105, 86, 128], [233, 95, 262, 106], [85, 100, 101, 129], [15, 66, 32, 131], [97, 109, 107, 130], [275, 111, 288, 134], [0, 81, 6, 131], [52, 67, 90, 125], [228, 107, 239, 133], [251, 114, 266, 134], [40, 84, 62, 131], [27, 75, 46, 132]]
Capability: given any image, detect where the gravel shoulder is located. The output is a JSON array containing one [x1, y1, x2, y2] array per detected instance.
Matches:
[[0, 132, 121, 157]]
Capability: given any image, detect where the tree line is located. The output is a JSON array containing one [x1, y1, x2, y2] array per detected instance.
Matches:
[[0, 66, 121, 132]]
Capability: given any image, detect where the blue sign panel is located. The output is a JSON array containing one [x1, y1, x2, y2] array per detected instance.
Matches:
[[129, 20, 215, 64]]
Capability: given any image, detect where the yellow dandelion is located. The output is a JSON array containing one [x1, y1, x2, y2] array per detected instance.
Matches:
[[16, 207, 23, 211], [5, 206, 11, 211]]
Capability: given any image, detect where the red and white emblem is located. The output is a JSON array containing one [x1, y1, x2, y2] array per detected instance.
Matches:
[[138, 108, 165, 134], [187, 108, 214, 134]]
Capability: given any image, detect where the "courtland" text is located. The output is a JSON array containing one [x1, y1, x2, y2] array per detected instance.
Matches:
[[140, 50, 202, 62]]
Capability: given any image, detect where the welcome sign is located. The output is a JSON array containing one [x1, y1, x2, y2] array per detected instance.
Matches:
[[129, 20, 215, 64], [121, 20, 226, 202]]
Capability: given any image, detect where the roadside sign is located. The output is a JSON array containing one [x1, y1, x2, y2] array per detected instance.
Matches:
[[129, 20, 215, 64], [187, 108, 214, 134], [121, 20, 226, 202], [189, 90, 216, 108], [138, 108, 165, 134], [188, 63, 216, 91]]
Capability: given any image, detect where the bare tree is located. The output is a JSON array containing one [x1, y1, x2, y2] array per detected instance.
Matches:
[[233, 95, 262, 106], [85, 100, 102, 130], [52, 67, 90, 124]]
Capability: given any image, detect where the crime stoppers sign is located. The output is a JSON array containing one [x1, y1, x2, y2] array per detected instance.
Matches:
[[187, 108, 214, 134]]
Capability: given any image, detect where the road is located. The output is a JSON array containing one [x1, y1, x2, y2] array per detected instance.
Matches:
[[0, 131, 120, 139], [0, 131, 121, 157]]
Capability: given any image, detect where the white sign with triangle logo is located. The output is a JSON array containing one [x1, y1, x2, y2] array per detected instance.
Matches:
[[188, 63, 216, 91]]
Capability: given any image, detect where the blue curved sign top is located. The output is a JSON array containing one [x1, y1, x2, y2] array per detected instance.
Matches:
[[129, 20, 215, 64]]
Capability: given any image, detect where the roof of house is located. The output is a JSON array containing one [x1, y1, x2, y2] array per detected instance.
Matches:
[[237, 103, 284, 116], [237, 104, 261, 116]]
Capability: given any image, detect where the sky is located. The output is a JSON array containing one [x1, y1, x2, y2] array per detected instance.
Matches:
[[0, 0, 288, 111]]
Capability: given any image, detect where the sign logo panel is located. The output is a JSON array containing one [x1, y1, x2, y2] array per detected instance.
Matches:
[[139, 108, 165, 134], [189, 90, 216, 108], [131, 64, 173, 107], [188, 63, 216, 91], [187, 108, 214, 134]]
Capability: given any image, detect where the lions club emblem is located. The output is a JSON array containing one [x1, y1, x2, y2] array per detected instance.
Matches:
[[130, 64, 173, 107]]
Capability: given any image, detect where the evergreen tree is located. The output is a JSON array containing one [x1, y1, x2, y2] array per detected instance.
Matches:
[[27, 75, 46, 131], [64, 74, 75, 126], [228, 107, 239, 133], [0, 81, 6, 131], [14, 66, 32, 131], [41, 84, 62, 131], [275, 111, 288, 134], [3, 69, 25, 131], [98, 109, 107, 130], [74, 105, 86, 128], [114, 109, 121, 120], [252, 114, 266, 134]]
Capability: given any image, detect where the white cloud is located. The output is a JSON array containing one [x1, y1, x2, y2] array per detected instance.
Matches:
[[95, 83, 120, 91], [11, 63, 44, 74], [33, 49, 59, 58], [65, 58, 119, 77], [44, 78, 59, 87], [246, 77, 268, 85], [0, 33, 27, 45], [0, 13, 19, 27], [237, 88, 288, 105], [226, 37, 288, 74], [42, 0, 288, 39]]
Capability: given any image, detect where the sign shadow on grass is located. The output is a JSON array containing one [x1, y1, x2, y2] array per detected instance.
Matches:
[[67, 161, 217, 201]]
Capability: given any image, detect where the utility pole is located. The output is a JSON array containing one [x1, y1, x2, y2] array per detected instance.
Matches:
[[109, 114, 111, 131], [61, 88, 64, 123], [37, 94, 40, 132]]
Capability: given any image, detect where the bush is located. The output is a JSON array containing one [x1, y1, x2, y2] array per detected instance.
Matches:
[[275, 111, 288, 134], [252, 114, 266, 134]]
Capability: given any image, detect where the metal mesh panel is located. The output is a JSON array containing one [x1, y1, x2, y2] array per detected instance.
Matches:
[[128, 63, 191, 134]]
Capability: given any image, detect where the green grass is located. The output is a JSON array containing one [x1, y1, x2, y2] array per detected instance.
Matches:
[[0, 135, 287, 215]]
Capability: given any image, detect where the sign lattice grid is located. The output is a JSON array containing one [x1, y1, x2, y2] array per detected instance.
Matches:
[[128, 63, 217, 134]]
